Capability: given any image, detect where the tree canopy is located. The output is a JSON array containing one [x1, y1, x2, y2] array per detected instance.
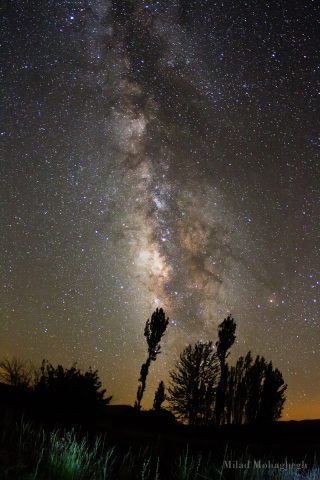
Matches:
[[167, 316, 286, 426], [34, 361, 112, 423], [215, 315, 236, 425], [135, 308, 169, 410], [167, 341, 220, 425], [0, 357, 34, 388], [225, 352, 287, 424]]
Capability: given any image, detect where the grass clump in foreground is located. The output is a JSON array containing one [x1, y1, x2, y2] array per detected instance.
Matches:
[[0, 419, 319, 479]]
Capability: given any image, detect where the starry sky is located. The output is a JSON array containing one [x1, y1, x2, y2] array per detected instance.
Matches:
[[1, 0, 319, 420]]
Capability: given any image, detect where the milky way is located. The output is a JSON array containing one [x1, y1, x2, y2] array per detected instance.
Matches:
[[1, 0, 319, 418]]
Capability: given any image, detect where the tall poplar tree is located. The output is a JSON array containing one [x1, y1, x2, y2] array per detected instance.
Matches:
[[135, 308, 169, 410]]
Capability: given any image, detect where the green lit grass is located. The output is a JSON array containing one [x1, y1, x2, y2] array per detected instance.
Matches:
[[0, 419, 319, 479]]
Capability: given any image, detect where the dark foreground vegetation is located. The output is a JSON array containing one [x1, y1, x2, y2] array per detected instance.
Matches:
[[0, 310, 318, 478], [1, 408, 320, 479]]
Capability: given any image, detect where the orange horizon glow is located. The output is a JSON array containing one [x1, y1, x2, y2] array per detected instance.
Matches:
[[282, 403, 320, 421]]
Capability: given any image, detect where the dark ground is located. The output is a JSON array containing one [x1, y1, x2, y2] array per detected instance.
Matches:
[[0, 383, 319, 471]]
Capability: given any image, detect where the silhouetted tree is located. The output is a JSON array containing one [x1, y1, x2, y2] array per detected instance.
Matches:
[[224, 351, 287, 424], [245, 355, 265, 423], [0, 357, 34, 388], [257, 361, 287, 423], [167, 342, 219, 425], [214, 315, 236, 425], [135, 308, 169, 410], [34, 361, 112, 423], [225, 351, 252, 424], [153, 380, 165, 411]]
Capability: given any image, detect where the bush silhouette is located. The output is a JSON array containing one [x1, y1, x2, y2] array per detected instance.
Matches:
[[34, 361, 112, 424], [153, 380, 165, 411]]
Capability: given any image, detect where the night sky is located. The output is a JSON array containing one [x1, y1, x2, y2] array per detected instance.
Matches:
[[1, 0, 319, 420]]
